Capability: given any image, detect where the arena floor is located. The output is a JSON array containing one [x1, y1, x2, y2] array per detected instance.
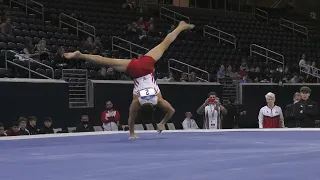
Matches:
[[1, 129, 320, 180]]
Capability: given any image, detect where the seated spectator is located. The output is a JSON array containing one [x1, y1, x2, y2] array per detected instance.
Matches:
[[17, 117, 30, 135], [180, 72, 188, 82], [93, 37, 102, 54], [145, 17, 154, 31], [6, 121, 19, 136], [0, 122, 6, 136], [35, 40, 49, 61], [83, 36, 97, 54], [0, 17, 12, 35], [137, 17, 146, 30], [188, 72, 198, 82], [217, 65, 225, 79], [239, 74, 252, 83], [97, 67, 117, 80], [75, 114, 94, 132], [101, 101, 121, 131], [122, 0, 136, 10], [167, 25, 175, 34], [27, 116, 38, 135], [23, 40, 38, 58], [225, 65, 237, 78], [182, 112, 199, 129], [158, 72, 175, 82], [55, 46, 68, 68], [39, 117, 54, 134]]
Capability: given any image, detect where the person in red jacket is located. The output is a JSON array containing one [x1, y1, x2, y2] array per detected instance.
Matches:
[[101, 101, 121, 131]]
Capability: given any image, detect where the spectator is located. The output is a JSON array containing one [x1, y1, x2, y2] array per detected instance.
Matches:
[[197, 92, 227, 129], [83, 36, 96, 54], [23, 40, 37, 58], [293, 86, 319, 127], [93, 37, 102, 54], [6, 121, 19, 136], [145, 17, 154, 31], [188, 72, 198, 82], [101, 101, 121, 131], [35, 40, 49, 60], [17, 117, 30, 135], [39, 117, 54, 134], [225, 65, 237, 78], [27, 116, 38, 135], [0, 122, 6, 136], [285, 92, 301, 127], [223, 98, 241, 129], [182, 112, 199, 129], [180, 72, 188, 82], [217, 65, 225, 79], [290, 74, 298, 83], [137, 17, 146, 30], [159, 72, 175, 82], [0, 17, 12, 35], [75, 114, 94, 132], [167, 25, 175, 34], [122, 0, 136, 10], [238, 66, 246, 77], [239, 74, 252, 83]]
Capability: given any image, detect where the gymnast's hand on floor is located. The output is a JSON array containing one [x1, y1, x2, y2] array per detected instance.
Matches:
[[63, 51, 82, 59]]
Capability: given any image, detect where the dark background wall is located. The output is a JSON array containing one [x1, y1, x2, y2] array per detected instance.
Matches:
[[0, 80, 222, 129], [240, 83, 320, 128]]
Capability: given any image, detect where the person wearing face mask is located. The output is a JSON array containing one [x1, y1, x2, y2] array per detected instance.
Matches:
[[101, 101, 121, 131], [182, 112, 199, 130], [75, 114, 94, 132], [258, 92, 285, 128], [293, 86, 319, 128], [284, 92, 301, 127]]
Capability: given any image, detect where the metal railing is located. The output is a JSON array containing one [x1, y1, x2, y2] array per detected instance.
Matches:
[[10, 0, 44, 21], [111, 36, 149, 58], [4, 50, 54, 79], [255, 8, 268, 22], [168, 58, 210, 82], [203, 25, 236, 49], [160, 7, 191, 25], [280, 18, 308, 39], [300, 65, 320, 83], [59, 13, 96, 38], [250, 44, 285, 71], [271, 0, 282, 8]]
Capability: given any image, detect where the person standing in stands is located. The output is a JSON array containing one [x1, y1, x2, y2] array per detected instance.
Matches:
[[75, 114, 94, 132], [284, 92, 301, 127], [293, 86, 319, 127], [0, 122, 7, 136], [258, 92, 285, 128], [17, 117, 30, 135], [0, 17, 12, 35], [182, 112, 199, 130], [6, 122, 20, 136], [39, 117, 54, 134], [101, 101, 121, 131], [27, 116, 38, 135]]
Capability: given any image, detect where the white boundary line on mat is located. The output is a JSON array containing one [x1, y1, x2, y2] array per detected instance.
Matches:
[[1, 128, 320, 141]]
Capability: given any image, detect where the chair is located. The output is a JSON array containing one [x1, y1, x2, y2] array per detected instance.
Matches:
[[167, 123, 176, 130], [93, 126, 103, 131], [145, 123, 155, 130], [134, 124, 144, 130]]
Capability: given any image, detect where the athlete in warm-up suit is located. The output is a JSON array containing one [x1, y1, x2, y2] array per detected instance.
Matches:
[[63, 21, 195, 139], [258, 92, 285, 128]]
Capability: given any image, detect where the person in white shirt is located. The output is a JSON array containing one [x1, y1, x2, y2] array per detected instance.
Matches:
[[258, 92, 285, 128], [182, 112, 199, 130]]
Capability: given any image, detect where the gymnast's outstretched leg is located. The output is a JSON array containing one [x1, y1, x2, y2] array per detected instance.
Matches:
[[63, 51, 131, 72]]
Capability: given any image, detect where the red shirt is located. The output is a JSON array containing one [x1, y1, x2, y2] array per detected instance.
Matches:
[[101, 109, 120, 124]]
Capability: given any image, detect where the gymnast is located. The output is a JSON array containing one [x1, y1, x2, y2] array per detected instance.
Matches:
[[63, 21, 195, 139]]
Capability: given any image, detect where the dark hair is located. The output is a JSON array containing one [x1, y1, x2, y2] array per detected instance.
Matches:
[[12, 121, 19, 127], [300, 86, 311, 93], [44, 117, 52, 122], [0, 122, 4, 127], [18, 117, 27, 123], [208, 92, 217, 97], [28, 116, 37, 121], [229, 98, 236, 104]]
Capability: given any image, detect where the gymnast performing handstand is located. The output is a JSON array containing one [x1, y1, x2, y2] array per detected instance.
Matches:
[[63, 21, 195, 139]]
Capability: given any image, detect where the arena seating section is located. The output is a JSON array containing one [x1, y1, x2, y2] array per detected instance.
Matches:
[[0, 0, 319, 82]]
